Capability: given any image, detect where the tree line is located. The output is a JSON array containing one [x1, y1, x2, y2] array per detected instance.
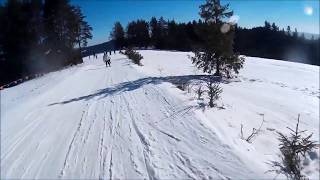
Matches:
[[111, 0, 243, 78], [235, 22, 319, 66], [110, 17, 319, 66], [0, 0, 92, 86]]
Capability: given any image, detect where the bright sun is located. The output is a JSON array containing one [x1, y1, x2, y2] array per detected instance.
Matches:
[[304, 6, 313, 16]]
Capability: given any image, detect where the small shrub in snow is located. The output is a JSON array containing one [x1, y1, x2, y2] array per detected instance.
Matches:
[[130, 52, 143, 65], [240, 115, 265, 143], [176, 82, 188, 91], [206, 79, 222, 108], [157, 66, 164, 76], [195, 84, 205, 100], [125, 48, 143, 65], [268, 115, 318, 180], [124, 48, 133, 55], [186, 83, 192, 93]]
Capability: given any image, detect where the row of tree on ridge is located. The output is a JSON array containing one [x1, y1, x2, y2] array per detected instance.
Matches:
[[110, 17, 319, 66]]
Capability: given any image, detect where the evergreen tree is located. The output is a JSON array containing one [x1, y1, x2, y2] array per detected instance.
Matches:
[[293, 28, 298, 39], [0, 0, 38, 82], [110, 21, 125, 50], [167, 20, 178, 49], [126, 21, 135, 46], [149, 17, 160, 48], [126, 20, 149, 48], [264, 21, 271, 30], [43, 0, 90, 67], [118, 16, 319, 66], [271, 22, 279, 31], [0, 0, 92, 86], [149, 17, 169, 49], [0, 0, 22, 82], [157, 17, 167, 49], [136, 20, 150, 48], [192, 0, 244, 77], [199, 0, 233, 23], [73, 6, 92, 52]]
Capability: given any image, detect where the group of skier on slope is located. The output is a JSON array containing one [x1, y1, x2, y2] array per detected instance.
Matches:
[[88, 50, 115, 67]]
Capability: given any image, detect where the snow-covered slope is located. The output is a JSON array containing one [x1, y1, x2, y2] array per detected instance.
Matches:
[[1, 50, 319, 179]]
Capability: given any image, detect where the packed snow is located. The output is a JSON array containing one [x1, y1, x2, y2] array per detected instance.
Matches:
[[1, 50, 319, 179]]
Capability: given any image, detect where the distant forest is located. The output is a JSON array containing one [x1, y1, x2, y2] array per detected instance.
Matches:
[[0, 0, 92, 86], [110, 17, 319, 66], [0, 1, 319, 87]]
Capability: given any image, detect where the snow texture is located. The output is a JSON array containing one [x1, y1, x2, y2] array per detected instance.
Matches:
[[1, 50, 319, 179]]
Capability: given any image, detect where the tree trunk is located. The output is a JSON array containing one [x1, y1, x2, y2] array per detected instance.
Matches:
[[214, 59, 220, 76], [209, 97, 214, 107], [78, 41, 81, 52]]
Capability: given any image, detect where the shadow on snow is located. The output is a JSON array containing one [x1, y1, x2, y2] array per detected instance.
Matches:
[[48, 75, 225, 106]]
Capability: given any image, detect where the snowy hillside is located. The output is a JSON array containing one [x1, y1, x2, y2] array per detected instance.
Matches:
[[1, 50, 319, 179]]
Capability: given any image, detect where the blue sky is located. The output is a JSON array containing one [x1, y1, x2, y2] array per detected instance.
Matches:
[[71, 0, 320, 46]]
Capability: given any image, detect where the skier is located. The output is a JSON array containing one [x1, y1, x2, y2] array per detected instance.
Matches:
[[107, 57, 111, 67], [103, 53, 111, 67]]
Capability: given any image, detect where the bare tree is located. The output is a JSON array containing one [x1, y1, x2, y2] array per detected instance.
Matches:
[[240, 115, 265, 143], [196, 84, 205, 100]]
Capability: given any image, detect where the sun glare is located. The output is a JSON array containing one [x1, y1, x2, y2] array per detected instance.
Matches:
[[228, 15, 240, 25], [304, 6, 313, 16]]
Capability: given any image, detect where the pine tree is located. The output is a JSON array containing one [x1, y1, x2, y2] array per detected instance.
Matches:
[[269, 115, 318, 179], [167, 20, 178, 49], [0, 0, 27, 82], [199, 0, 233, 23], [110, 21, 125, 50], [0, 0, 44, 80], [43, 0, 91, 67], [0, 0, 91, 86], [271, 22, 279, 31], [264, 21, 271, 30], [293, 28, 298, 39], [136, 20, 150, 48], [126, 21, 139, 47], [149, 17, 159, 48], [126, 20, 149, 48], [157, 17, 167, 49], [73, 6, 92, 52], [192, 0, 244, 77]]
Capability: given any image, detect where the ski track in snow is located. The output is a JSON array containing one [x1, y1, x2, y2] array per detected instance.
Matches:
[[1, 51, 318, 179]]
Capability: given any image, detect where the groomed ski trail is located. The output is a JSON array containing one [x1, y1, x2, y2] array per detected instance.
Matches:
[[1, 53, 269, 179]]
